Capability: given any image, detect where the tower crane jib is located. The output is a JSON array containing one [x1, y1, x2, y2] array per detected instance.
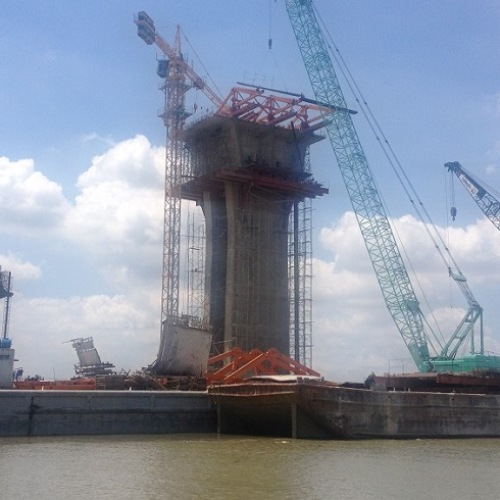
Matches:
[[135, 11, 224, 109]]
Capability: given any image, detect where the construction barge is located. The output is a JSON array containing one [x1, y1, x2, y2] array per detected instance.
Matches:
[[208, 372, 500, 440], [3, 344, 500, 439]]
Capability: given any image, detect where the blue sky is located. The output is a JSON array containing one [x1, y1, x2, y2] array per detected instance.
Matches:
[[1, 0, 500, 381]]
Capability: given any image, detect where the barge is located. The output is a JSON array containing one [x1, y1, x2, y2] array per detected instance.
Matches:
[[208, 374, 500, 439]]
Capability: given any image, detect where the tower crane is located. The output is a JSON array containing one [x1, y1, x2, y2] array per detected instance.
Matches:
[[136, 11, 336, 369], [285, 0, 500, 373], [0, 267, 15, 388], [135, 13, 225, 358], [0, 266, 13, 346], [446, 161, 500, 232]]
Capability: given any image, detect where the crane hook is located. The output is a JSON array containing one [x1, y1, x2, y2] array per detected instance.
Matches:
[[450, 206, 457, 221]]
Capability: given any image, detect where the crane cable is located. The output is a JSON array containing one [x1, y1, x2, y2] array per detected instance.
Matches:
[[449, 172, 457, 221], [315, 7, 485, 351], [313, 5, 456, 349], [253, 0, 288, 91], [443, 164, 456, 309], [313, 5, 470, 277], [180, 28, 225, 104], [316, 11, 465, 278]]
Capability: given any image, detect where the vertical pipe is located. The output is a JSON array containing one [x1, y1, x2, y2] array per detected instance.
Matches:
[[2, 272, 12, 339], [293, 202, 300, 362]]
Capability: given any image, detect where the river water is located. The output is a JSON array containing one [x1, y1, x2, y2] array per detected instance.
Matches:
[[1, 434, 499, 499]]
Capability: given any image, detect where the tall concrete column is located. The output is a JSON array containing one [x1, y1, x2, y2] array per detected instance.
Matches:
[[182, 115, 325, 355]]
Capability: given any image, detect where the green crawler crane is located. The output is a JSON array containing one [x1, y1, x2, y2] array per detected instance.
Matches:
[[285, 0, 500, 373]]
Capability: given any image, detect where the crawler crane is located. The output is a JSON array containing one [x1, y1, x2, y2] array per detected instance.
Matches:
[[285, 0, 500, 373], [446, 161, 500, 232]]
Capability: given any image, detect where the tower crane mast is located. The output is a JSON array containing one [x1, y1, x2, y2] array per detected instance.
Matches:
[[135, 12, 223, 328], [0, 268, 13, 339], [285, 0, 500, 373], [446, 161, 500, 232]]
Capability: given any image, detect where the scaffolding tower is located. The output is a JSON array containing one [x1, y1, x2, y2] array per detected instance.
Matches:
[[289, 149, 314, 366]]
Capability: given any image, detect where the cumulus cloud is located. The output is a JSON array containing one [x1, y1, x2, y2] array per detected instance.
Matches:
[[64, 135, 166, 289], [12, 293, 160, 379], [0, 156, 69, 233], [0, 254, 42, 281], [77, 134, 163, 189], [3, 136, 168, 378], [312, 210, 500, 381]]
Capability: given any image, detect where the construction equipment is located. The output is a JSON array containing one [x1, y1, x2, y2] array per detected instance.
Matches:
[[206, 347, 320, 385], [0, 267, 15, 388], [135, 12, 223, 330], [135, 12, 222, 372], [285, 0, 500, 373], [66, 337, 115, 377], [1, 267, 13, 348], [446, 161, 500, 231]]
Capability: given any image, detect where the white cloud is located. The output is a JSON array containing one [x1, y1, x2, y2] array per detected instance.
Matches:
[[80, 132, 115, 147], [77, 134, 163, 189], [0, 254, 42, 281], [12, 293, 160, 379], [0, 156, 69, 232], [485, 164, 497, 176], [3, 136, 167, 378], [64, 135, 165, 289]]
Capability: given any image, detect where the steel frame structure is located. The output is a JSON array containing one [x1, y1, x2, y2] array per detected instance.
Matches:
[[289, 150, 313, 366]]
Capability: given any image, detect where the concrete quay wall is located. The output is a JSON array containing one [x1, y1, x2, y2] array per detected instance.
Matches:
[[0, 390, 217, 437]]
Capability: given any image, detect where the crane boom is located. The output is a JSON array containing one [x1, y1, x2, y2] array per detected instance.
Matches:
[[135, 11, 223, 109], [284, 0, 430, 371], [446, 161, 500, 232], [284, 0, 500, 373]]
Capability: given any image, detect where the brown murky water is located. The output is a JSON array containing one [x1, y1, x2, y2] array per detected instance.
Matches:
[[1, 434, 499, 499]]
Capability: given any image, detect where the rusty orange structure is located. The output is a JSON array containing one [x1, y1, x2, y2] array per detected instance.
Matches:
[[13, 378, 96, 391], [206, 347, 320, 385]]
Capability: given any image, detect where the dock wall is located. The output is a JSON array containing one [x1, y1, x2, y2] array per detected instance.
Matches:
[[0, 390, 217, 437]]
